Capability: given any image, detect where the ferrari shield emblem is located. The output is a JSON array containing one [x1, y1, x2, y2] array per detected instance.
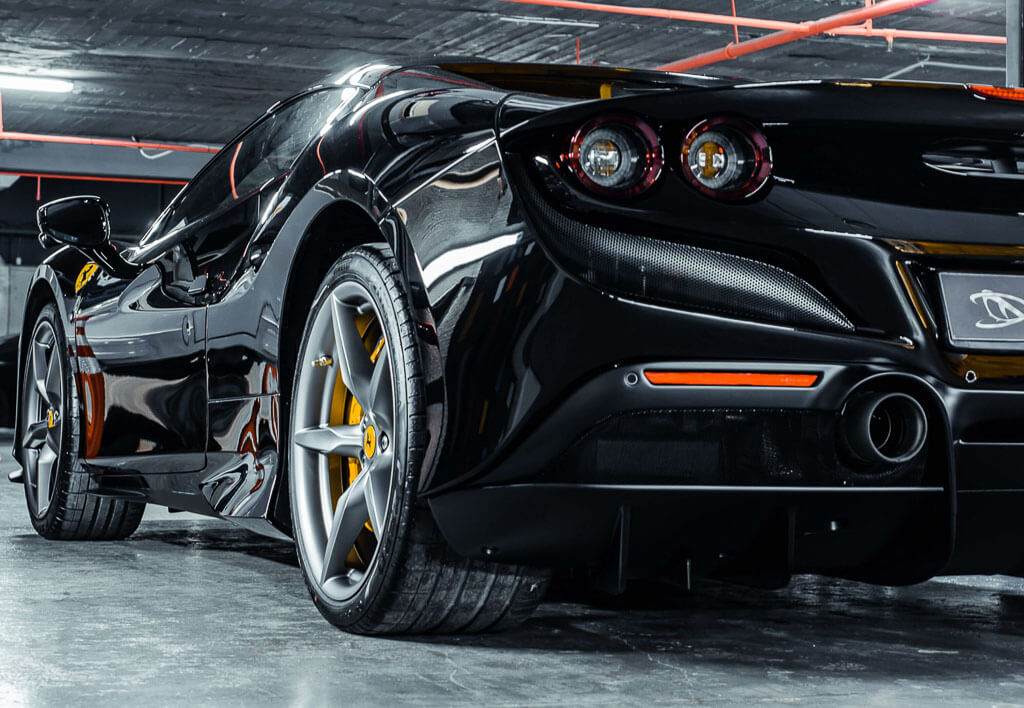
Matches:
[[75, 263, 99, 293]]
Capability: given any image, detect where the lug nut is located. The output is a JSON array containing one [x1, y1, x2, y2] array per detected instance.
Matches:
[[379, 433, 389, 452]]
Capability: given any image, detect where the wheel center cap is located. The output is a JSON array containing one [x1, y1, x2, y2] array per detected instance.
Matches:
[[363, 425, 376, 458]]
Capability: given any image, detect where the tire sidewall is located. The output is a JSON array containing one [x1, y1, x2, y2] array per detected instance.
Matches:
[[22, 304, 78, 534], [289, 245, 421, 628]]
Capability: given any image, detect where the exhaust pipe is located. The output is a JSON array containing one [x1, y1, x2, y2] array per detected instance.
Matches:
[[842, 392, 927, 465]]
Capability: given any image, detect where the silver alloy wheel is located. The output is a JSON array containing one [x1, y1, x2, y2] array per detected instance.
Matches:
[[292, 280, 396, 601], [21, 319, 64, 517]]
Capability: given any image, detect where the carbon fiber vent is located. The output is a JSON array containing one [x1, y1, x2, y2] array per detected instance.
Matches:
[[523, 187, 853, 332]]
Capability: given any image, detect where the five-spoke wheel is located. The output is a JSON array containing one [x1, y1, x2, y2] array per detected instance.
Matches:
[[289, 245, 548, 635], [291, 279, 396, 601]]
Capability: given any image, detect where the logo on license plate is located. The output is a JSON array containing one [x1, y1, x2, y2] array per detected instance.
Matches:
[[969, 289, 1024, 329]]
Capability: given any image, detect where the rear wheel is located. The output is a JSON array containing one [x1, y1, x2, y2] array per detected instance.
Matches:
[[21, 304, 144, 540], [289, 244, 548, 634]]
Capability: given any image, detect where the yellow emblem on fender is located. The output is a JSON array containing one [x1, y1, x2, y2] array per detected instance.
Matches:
[[75, 263, 99, 293]]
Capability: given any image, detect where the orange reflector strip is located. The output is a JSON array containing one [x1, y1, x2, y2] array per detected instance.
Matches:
[[968, 84, 1024, 102], [644, 371, 820, 387]]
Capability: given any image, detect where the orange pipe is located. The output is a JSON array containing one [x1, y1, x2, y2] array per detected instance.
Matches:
[[503, 0, 803, 32], [0, 130, 219, 154], [502, 0, 1004, 45], [831, 26, 1005, 43], [0, 169, 187, 186], [644, 371, 820, 387], [657, 0, 939, 72]]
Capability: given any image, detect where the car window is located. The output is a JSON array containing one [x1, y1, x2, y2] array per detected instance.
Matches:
[[139, 88, 343, 250]]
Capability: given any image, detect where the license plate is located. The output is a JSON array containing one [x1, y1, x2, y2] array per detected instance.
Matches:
[[939, 272, 1024, 346]]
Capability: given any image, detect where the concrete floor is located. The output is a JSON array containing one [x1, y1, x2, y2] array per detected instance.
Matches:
[[2, 441, 1024, 706]]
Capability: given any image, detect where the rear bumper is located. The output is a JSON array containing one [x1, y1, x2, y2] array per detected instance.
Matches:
[[418, 143, 1024, 583], [428, 360, 1024, 582]]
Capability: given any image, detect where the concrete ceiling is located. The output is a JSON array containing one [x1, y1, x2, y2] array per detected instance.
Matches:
[[0, 0, 1008, 144]]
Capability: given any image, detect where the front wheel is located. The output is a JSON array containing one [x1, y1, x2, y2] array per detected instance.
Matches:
[[289, 244, 548, 634], [20, 304, 144, 540]]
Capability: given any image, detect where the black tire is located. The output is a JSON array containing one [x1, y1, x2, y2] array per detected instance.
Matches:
[[21, 304, 145, 540], [289, 244, 548, 634]]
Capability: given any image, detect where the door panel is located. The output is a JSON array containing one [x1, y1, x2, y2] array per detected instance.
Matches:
[[75, 264, 206, 471]]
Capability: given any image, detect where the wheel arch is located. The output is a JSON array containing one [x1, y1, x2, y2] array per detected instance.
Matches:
[[264, 154, 446, 532], [270, 198, 390, 533]]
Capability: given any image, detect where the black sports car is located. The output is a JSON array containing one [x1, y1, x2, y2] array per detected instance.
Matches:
[[16, 59, 1024, 634]]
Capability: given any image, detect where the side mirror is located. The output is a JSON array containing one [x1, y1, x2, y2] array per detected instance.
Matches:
[[36, 196, 141, 279], [37, 195, 111, 248]]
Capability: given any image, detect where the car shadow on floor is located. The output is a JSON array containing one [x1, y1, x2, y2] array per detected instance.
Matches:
[[129, 524, 301, 567], [399, 576, 1024, 681], [10, 522, 300, 567], [12, 515, 1024, 683]]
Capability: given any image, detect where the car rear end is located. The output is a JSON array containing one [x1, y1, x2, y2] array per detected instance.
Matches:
[[424, 72, 1024, 587]]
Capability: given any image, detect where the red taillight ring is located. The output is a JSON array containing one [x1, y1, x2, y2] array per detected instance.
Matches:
[[681, 117, 772, 200], [566, 115, 663, 196]]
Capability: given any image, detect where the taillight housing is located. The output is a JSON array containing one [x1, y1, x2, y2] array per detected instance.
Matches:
[[681, 117, 772, 200], [566, 115, 663, 196], [969, 84, 1024, 102]]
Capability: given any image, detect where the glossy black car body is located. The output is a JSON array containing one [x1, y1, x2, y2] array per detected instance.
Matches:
[[17, 59, 1024, 589]]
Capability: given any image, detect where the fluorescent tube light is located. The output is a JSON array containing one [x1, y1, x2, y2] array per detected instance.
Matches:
[[0, 74, 73, 93]]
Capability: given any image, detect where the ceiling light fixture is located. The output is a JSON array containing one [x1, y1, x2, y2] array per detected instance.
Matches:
[[0, 74, 73, 93], [499, 14, 600, 28]]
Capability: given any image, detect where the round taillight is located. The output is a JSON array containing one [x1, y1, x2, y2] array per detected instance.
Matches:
[[681, 118, 771, 200], [567, 116, 662, 196]]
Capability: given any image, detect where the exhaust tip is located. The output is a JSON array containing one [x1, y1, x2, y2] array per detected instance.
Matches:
[[843, 392, 928, 465]]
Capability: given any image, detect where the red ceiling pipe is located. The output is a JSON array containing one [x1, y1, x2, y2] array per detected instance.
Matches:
[[0, 131, 219, 154], [503, 0, 799, 32], [832, 26, 1005, 44], [503, 0, 1005, 45], [0, 87, 219, 154], [0, 170, 187, 186], [657, 0, 939, 72]]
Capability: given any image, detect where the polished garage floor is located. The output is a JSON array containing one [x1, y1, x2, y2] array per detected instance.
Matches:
[[2, 442, 1024, 705]]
